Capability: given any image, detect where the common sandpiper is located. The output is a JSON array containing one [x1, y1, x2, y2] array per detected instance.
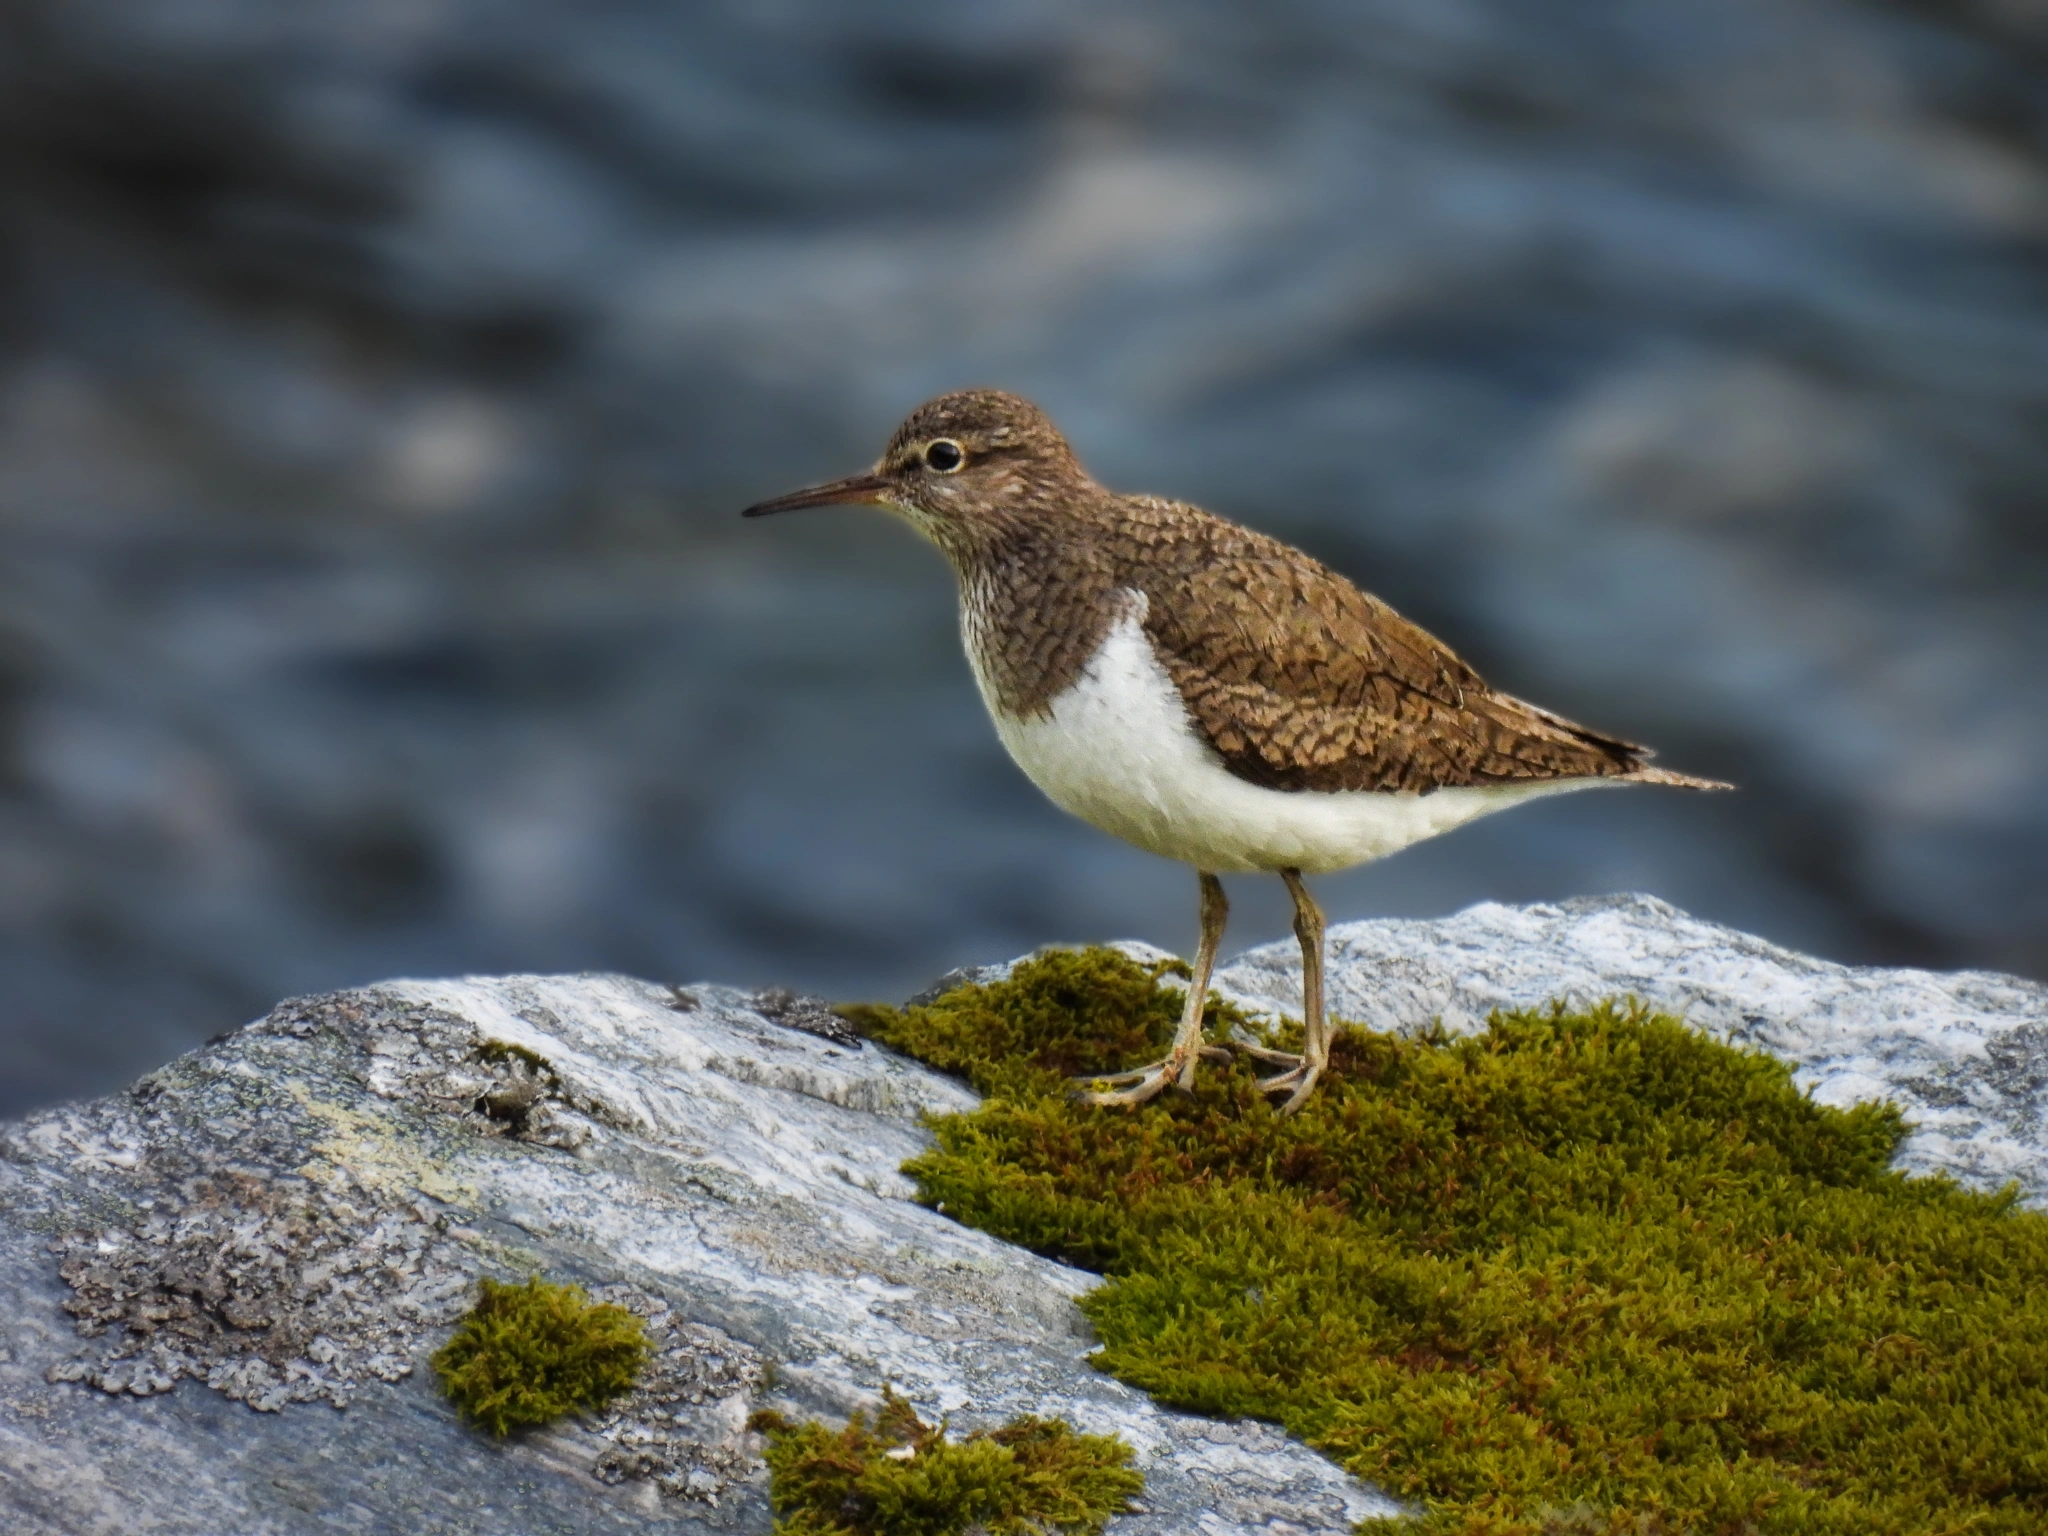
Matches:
[[744, 390, 1729, 1114]]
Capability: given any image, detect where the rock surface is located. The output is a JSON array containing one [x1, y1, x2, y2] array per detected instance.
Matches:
[[0, 971, 1392, 1534], [4, 894, 2045, 1533]]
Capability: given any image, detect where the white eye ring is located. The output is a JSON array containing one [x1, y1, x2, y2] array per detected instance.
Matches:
[[923, 439, 966, 473]]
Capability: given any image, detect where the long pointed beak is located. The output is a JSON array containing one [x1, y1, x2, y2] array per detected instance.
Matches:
[[741, 471, 892, 517]]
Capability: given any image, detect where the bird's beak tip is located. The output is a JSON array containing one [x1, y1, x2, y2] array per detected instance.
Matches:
[[741, 472, 890, 519]]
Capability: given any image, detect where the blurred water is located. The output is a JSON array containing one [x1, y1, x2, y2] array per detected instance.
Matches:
[[1, 0, 2045, 1114]]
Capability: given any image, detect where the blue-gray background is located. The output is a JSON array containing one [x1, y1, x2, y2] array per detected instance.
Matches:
[[3, 1, 2045, 1115]]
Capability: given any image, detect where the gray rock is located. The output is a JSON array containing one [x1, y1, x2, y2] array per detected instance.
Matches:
[[0, 969, 1393, 1534], [6, 894, 2043, 1532]]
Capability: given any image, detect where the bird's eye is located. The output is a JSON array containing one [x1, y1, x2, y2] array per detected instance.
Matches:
[[923, 439, 965, 473]]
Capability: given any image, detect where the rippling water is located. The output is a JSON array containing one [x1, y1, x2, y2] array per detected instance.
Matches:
[[2, 0, 2045, 1113]]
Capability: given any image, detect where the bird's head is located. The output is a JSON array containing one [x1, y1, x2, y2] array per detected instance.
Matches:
[[742, 390, 1092, 554]]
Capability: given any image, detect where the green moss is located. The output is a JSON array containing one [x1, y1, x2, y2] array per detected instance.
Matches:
[[431, 1275, 649, 1436], [852, 946, 1231, 1101], [475, 1038, 555, 1077], [870, 947, 2048, 1535], [749, 1386, 1142, 1535]]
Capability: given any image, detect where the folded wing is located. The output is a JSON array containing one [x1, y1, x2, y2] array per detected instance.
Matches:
[[1120, 501, 1721, 794]]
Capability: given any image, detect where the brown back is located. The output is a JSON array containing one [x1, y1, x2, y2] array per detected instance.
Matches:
[[963, 492, 1719, 794]]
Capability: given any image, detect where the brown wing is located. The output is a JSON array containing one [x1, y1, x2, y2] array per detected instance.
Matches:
[[1116, 499, 1705, 794]]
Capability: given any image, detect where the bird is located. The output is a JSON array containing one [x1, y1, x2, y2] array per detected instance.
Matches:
[[743, 390, 1729, 1114]]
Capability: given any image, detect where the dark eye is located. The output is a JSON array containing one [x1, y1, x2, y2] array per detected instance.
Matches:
[[923, 439, 965, 473]]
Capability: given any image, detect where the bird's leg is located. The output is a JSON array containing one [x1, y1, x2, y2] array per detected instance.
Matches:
[[1077, 871, 1231, 1107], [1253, 869, 1329, 1116], [1176, 870, 1234, 1088]]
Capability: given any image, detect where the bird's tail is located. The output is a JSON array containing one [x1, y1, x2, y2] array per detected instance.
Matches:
[[1623, 763, 1735, 791], [1490, 690, 1734, 791]]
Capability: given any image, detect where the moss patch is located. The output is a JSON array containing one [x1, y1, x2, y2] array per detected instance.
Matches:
[[432, 1275, 649, 1436], [474, 1038, 556, 1077], [861, 947, 2048, 1535], [750, 1387, 1141, 1535]]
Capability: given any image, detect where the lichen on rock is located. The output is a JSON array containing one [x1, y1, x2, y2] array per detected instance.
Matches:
[[586, 1287, 767, 1506], [46, 1167, 469, 1410], [749, 989, 867, 1050], [343, 993, 610, 1149]]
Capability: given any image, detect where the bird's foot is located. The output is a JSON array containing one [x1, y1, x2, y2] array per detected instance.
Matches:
[[1074, 1045, 1232, 1108], [1252, 1056, 1323, 1118]]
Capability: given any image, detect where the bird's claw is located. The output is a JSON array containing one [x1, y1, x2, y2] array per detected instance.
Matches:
[[1253, 1058, 1323, 1117]]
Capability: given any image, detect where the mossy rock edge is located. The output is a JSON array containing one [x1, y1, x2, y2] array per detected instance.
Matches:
[[856, 946, 2048, 1535]]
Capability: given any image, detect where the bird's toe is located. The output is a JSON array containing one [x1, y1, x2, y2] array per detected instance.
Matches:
[[1073, 1067, 1174, 1109], [1240, 1043, 1303, 1068], [1256, 1063, 1323, 1116]]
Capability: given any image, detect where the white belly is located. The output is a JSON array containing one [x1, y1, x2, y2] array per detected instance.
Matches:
[[967, 593, 1607, 875]]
